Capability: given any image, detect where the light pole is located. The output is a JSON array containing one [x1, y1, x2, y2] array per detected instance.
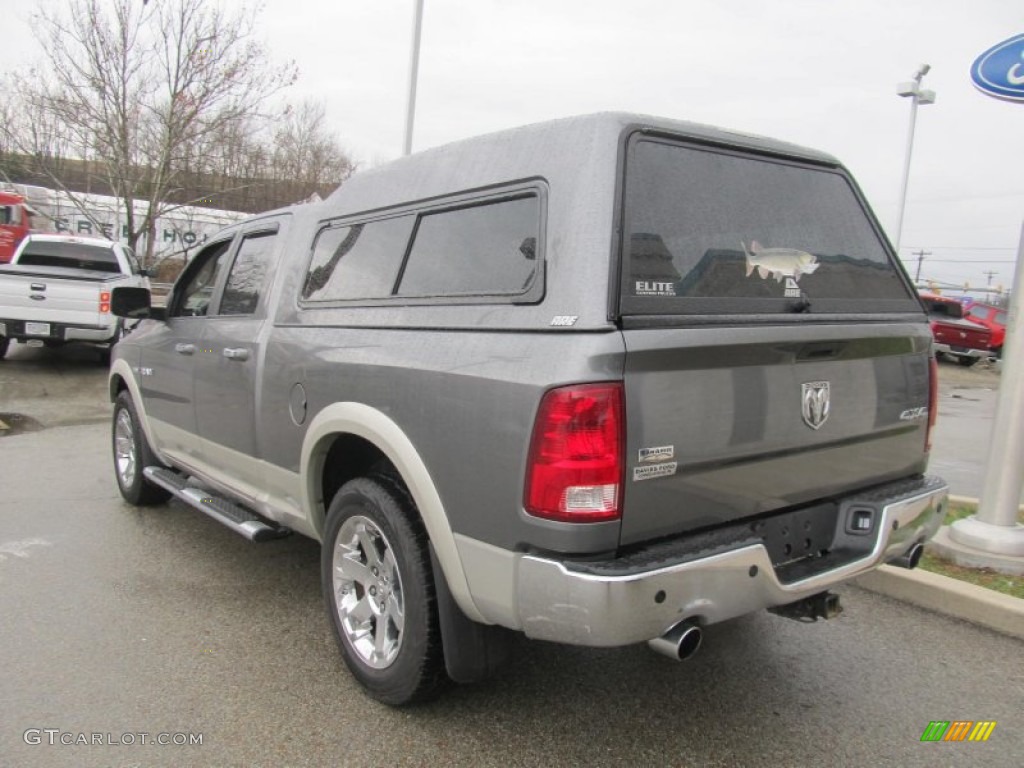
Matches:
[[894, 64, 935, 256], [402, 0, 425, 156]]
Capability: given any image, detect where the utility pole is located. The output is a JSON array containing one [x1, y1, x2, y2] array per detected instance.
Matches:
[[912, 248, 931, 282], [984, 270, 998, 286]]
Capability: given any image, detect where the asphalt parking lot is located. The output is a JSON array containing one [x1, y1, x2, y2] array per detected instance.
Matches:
[[1, 343, 1022, 767]]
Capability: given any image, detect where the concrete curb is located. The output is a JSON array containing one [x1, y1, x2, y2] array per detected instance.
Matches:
[[855, 565, 1024, 640]]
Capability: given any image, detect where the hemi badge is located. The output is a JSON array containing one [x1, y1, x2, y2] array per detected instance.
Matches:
[[639, 445, 674, 463]]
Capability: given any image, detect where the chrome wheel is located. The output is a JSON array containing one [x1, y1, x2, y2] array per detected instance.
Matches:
[[114, 408, 137, 490], [332, 514, 405, 669]]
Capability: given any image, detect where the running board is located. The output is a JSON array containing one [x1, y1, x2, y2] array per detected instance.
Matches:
[[143, 467, 291, 542]]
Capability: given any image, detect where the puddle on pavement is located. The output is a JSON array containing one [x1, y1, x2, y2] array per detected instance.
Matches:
[[0, 413, 46, 437]]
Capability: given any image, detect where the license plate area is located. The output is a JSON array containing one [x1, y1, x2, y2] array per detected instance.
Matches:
[[752, 501, 838, 567], [24, 321, 52, 336]]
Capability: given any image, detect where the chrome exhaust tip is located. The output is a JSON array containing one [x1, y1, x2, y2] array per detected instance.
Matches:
[[891, 542, 925, 569], [648, 620, 702, 661]]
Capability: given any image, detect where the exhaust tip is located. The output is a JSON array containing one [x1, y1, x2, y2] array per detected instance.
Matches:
[[648, 620, 702, 661], [891, 542, 925, 569], [908, 543, 924, 569]]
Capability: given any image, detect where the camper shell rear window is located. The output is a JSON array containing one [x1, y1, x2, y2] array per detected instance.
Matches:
[[619, 136, 920, 316]]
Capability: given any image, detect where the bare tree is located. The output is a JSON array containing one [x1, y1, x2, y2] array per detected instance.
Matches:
[[13, 0, 298, 264], [271, 100, 356, 187]]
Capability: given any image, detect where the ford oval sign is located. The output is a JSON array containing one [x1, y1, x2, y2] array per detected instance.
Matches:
[[971, 33, 1024, 102]]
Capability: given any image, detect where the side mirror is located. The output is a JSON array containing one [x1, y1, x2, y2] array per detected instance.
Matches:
[[111, 286, 165, 321]]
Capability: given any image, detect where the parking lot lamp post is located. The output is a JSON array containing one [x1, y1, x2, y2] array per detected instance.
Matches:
[[402, 0, 425, 156], [894, 64, 935, 255]]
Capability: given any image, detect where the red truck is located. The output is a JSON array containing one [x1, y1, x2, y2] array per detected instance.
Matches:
[[0, 190, 38, 263], [963, 300, 1007, 357], [919, 293, 993, 367]]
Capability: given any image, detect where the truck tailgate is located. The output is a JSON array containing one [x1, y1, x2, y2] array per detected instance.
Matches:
[[0, 271, 112, 326], [931, 316, 991, 350], [619, 322, 932, 546]]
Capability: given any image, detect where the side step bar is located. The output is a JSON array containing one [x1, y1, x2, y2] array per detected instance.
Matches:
[[144, 467, 291, 542]]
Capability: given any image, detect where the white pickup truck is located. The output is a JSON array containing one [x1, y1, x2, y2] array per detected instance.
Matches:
[[0, 233, 150, 361]]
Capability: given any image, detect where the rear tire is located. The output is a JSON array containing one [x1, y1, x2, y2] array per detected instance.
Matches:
[[0, 336, 8, 360], [322, 477, 447, 706], [957, 357, 978, 367], [112, 391, 171, 506]]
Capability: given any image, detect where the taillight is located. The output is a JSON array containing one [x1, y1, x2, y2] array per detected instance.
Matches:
[[99, 291, 111, 314], [926, 356, 938, 452], [524, 382, 625, 523]]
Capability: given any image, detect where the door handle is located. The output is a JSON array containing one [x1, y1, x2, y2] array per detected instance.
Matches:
[[175, 343, 196, 355], [223, 347, 249, 361]]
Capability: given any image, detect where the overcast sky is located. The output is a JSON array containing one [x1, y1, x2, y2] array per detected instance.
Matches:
[[3, 1, 1021, 293]]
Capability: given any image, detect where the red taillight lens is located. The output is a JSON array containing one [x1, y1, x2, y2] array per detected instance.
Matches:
[[524, 382, 625, 523], [926, 356, 938, 452], [99, 291, 111, 314]]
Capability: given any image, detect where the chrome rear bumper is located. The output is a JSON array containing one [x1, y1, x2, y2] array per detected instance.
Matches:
[[515, 476, 948, 646]]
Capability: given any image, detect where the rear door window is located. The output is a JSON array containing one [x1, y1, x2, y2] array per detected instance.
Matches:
[[621, 138, 919, 315], [218, 231, 276, 316]]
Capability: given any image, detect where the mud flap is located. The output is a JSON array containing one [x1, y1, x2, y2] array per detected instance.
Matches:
[[429, 544, 512, 684]]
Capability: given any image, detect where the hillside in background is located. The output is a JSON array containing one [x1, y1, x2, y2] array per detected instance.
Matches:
[[0, 152, 336, 215]]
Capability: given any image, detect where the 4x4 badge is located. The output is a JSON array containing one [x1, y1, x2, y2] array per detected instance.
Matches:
[[801, 381, 830, 430]]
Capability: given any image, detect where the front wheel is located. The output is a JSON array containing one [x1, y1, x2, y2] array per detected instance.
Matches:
[[0, 336, 8, 360], [322, 477, 446, 706], [112, 391, 171, 506]]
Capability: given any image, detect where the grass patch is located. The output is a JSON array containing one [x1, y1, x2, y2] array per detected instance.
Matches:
[[943, 502, 977, 525], [919, 553, 1024, 600], [917, 499, 1024, 600], [942, 501, 1024, 526]]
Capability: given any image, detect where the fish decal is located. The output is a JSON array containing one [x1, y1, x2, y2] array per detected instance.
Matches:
[[741, 241, 819, 282]]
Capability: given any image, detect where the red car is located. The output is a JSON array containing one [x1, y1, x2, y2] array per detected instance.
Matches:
[[963, 300, 1007, 356]]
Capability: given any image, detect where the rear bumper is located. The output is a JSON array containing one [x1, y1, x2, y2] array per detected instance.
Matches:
[[0, 317, 118, 344], [514, 475, 948, 646], [933, 343, 990, 360]]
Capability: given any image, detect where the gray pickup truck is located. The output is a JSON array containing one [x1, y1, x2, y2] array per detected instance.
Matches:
[[108, 113, 948, 705]]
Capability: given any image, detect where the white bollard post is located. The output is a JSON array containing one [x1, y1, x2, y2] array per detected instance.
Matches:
[[949, 219, 1024, 555]]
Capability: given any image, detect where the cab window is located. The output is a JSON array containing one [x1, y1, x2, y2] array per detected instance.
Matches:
[[172, 240, 233, 317]]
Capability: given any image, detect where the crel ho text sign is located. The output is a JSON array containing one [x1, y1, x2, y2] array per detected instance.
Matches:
[[971, 33, 1024, 102]]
